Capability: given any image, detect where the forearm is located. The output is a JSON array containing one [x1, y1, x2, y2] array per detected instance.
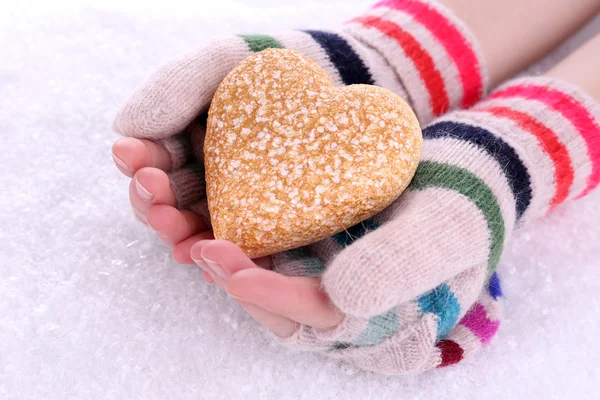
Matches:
[[441, 0, 600, 87], [548, 33, 600, 102]]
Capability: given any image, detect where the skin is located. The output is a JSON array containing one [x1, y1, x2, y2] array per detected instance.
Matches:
[[112, 2, 600, 338], [441, 0, 600, 87]]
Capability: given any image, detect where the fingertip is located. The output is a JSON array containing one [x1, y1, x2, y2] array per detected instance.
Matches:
[[172, 243, 194, 264], [172, 232, 215, 265], [113, 137, 173, 174], [203, 270, 215, 284], [112, 138, 141, 177], [134, 167, 177, 206], [189, 239, 212, 261], [197, 239, 242, 260], [199, 240, 261, 276]]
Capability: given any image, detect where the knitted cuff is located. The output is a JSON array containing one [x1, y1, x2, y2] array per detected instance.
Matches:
[[343, 0, 487, 124], [451, 76, 600, 225]]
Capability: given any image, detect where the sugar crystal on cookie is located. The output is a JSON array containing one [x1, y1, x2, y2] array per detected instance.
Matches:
[[204, 48, 422, 258]]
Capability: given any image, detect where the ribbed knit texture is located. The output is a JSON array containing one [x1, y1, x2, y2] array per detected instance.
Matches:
[[112, 0, 487, 211], [271, 76, 600, 374]]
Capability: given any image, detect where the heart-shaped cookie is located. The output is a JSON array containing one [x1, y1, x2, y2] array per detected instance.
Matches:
[[205, 49, 422, 258]]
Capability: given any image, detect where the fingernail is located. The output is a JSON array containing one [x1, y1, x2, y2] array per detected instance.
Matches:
[[192, 257, 216, 276], [135, 178, 154, 202], [112, 153, 134, 175], [202, 255, 228, 279], [154, 231, 172, 246], [226, 289, 244, 301]]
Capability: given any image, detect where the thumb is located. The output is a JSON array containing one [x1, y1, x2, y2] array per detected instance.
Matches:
[[321, 188, 493, 318], [113, 36, 253, 140]]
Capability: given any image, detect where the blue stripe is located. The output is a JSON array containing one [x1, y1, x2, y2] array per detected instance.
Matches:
[[352, 309, 399, 346], [303, 30, 375, 86], [330, 308, 399, 350], [418, 283, 461, 340], [423, 120, 532, 220], [332, 218, 380, 247], [488, 272, 503, 300]]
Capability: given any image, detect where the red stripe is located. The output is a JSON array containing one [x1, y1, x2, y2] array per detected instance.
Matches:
[[480, 106, 575, 210], [489, 85, 600, 199], [374, 0, 483, 108], [352, 15, 449, 116], [436, 340, 464, 367]]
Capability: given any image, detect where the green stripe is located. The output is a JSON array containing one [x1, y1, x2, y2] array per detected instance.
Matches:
[[239, 34, 285, 52], [409, 161, 505, 276]]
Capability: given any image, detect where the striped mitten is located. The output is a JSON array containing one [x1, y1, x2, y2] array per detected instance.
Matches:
[[112, 0, 487, 216], [271, 76, 600, 374]]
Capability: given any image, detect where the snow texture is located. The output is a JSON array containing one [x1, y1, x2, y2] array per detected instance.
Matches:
[[1, 1, 599, 399]]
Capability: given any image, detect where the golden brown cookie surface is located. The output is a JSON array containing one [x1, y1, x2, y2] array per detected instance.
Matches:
[[205, 49, 422, 258]]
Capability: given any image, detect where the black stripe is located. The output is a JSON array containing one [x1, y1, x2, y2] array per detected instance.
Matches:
[[303, 30, 375, 86], [423, 121, 532, 219], [332, 218, 380, 247]]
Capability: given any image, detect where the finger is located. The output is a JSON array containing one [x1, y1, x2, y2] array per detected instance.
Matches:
[[236, 301, 299, 338], [190, 239, 271, 279], [207, 272, 299, 337], [147, 205, 209, 247], [192, 239, 271, 281], [172, 231, 214, 264], [321, 187, 495, 318], [129, 167, 177, 217], [112, 138, 172, 177], [190, 241, 299, 337], [227, 268, 343, 330]]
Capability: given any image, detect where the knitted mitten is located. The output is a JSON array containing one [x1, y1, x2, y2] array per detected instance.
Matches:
[[113, 0, 487, 216], [271, 76, 600, 374]]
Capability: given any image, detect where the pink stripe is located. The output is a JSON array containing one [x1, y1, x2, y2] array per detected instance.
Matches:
[[459, 303, 499, 345], [374, 0, 483, 108], [352, 15, 450, 116], [490, 85, 600, 199], [480, 106, 574, 209]]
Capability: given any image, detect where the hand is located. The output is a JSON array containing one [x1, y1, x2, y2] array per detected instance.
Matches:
[[111, 0, 497, 375]]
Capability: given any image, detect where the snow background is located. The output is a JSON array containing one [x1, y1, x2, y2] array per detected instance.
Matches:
[[1, 1, 599, 398]]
